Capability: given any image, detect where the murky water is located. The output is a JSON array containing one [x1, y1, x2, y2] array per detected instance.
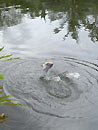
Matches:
[[0, 0, 98, 130]]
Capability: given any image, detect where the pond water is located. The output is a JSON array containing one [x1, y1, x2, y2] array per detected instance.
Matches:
[[0, 0, 98, 130], [0, 0, 98, 60]]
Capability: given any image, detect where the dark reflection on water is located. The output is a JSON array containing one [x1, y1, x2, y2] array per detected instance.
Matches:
[[0, 0, 98, 42], [0, 0, 98, 59]]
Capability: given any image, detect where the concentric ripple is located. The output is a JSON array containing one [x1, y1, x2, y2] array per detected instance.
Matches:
[[1, 57, 98, 119]]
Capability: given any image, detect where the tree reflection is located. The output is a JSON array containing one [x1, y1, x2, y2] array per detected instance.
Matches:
[[0, 0, 98, 42], [0, 6, 23, 28]]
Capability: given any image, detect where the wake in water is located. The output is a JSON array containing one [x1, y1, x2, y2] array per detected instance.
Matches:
[[0, 57, 98, 129], [41, 61, 80, 81], [41, 61, 81, 101]]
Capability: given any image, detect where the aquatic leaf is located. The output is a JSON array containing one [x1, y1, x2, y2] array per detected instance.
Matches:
[[0, 86, 3, 89], [0, 96, 24, 106], [0, 99, 16, 103], [4, 103, 24, 106], [0, 116, 8, 121], [0, 95, 11, 100], [0, 74, 4, 79], [0, 54, 13, 59], [0, 47, 23, 107], [7, 57, 20, 61], [0, 47, 4, 51]]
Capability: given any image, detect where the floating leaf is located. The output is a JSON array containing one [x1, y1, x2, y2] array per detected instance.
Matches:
[[0, 47, 4, 52], [0, 96, 24, 106], [0, 86, 3, 89], [0, 54, 13, 59], [0, 74, 4, 79], [7, 57, 20, 61], [0, 99, 16, 103], [0, 116, 8, 121], [4, 103, 24, 106], [0, 95, 11, 100], [0, 47, 23, 107]]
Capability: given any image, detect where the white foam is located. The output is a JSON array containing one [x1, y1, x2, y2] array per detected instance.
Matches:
[[52, 76, 61, 82], [66, 72, 80, 79]]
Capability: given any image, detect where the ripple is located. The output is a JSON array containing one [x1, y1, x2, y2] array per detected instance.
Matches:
[[1, 57, 98, 119]]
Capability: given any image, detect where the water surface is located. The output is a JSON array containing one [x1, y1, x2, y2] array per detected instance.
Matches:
[[0, 0, 98, 60], [0, 0, 98, 130]]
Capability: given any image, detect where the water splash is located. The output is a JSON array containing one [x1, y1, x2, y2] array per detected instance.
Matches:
[[0, 57, 98, 129]]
